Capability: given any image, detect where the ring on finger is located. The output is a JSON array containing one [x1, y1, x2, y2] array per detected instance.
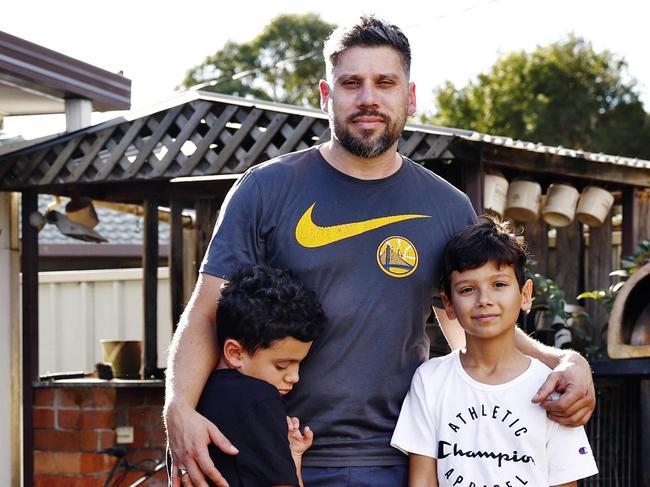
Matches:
[[179, 467, 188, 476]]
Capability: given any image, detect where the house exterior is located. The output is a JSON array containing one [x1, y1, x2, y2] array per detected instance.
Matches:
[[0, 30, 130, 486]]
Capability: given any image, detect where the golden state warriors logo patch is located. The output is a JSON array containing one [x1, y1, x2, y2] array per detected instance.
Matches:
[[376, 236, 418, 278]]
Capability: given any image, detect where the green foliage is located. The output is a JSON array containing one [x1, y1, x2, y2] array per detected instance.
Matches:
[[181, 13, 335, 107], [526, 260, 569, 320], [578, 239, 650, 314], [425, 35, 650, 159]]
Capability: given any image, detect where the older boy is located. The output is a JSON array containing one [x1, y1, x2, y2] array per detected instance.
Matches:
[[391, 217, 598, 486], [191, 264, 325, 487]]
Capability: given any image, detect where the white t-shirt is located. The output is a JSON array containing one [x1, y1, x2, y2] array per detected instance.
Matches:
[[391, 350, 598, 486]]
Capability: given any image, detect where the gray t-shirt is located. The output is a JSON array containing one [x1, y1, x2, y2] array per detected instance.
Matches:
[[201, 147, 477, 466]]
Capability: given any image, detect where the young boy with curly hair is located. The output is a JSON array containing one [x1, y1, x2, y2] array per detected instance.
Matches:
[[188, 264, 325, 487]]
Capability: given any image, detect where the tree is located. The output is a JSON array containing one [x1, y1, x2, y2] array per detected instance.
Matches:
[[181, 13, 335, 108], [425, 35, 650, 159]]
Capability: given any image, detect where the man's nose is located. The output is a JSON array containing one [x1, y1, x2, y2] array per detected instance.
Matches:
[[357, 82, 378, 107]]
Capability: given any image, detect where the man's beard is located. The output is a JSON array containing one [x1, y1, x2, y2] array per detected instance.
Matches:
[[331, 109, 406, 158]]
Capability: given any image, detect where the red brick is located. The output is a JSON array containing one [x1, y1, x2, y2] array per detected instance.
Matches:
[[143, 389, 164, 405], [34, 389, 56, 407], [80, 409, 116, 429], [78, 452, 114, 474], [81, 388, 116, 409], [98, 430, 116, 450], [54, 452, 82, 474], [35, 474, 104, 487], [150, 426, 167, 449], [57, 389, 83, 408], [34, 430, 81, 451], [129, 406, 162, 427], [79, 430, 99, 452], [132, 426, 149, 448], [34, 451, 57, 474], [116, 389, 143, 407], [33, 409, 55, 429], [58, 409, 82, 429]]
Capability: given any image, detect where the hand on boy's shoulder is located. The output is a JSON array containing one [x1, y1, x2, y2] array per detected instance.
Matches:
[[286, 416, 313, 457]]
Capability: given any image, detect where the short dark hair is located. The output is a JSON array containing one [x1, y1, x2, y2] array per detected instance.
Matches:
[[216, 264, 326, 353], [323, 15, 411, 77], [440, 216, 528, 299]]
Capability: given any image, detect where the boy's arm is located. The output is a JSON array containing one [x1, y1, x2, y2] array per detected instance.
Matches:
[[164, 273, 238, 487], [287, 416, 313, 487], [552, 482, 577, 487], [434, 307, 595, 427], [514, 328, 595, 426], [409, 454, 439, 487]]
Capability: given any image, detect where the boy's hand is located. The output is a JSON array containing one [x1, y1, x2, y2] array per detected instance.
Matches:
[[532, 351, 595, 426], [287, 416, 313, 457]]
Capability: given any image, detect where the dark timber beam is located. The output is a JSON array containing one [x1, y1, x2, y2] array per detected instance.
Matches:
[[143, 199, 159, 378], [21, 190, 38, 487], [169, 199, 184, 332]]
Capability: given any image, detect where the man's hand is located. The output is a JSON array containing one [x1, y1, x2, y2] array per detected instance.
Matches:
[[165, 400, 238, 487], [532, 351, 595, 426], [287, 416, 313, 457]]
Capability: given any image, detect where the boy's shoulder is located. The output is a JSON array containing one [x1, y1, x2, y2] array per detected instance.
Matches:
[[415, 349, 460, 379], [198, 369, 281, 413]]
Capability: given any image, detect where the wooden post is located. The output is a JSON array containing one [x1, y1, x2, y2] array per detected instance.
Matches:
[[524, 220, 549, 276], [460, 159, 483, 215], [169, 200, 184, 332], [622, 187, 638, 256], [585, 212, 612, 347], [143, 200, 159, 378], [555, 220, 581, 304], [194, 199, 220, 275], [21, 190, 38, 487]]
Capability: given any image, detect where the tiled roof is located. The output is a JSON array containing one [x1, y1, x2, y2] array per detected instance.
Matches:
[[37, 195, 170, 245]]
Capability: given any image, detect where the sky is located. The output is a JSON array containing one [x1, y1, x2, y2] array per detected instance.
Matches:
[[2, 0, 650, 139]]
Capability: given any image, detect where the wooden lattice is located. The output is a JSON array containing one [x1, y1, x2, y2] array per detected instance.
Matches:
[[0, 92, 455, 191]]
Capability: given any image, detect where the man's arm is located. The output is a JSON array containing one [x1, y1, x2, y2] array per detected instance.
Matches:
[[434, 307, 595, 427], [514, 328, 595, 426], [164, 273, 238, 487]]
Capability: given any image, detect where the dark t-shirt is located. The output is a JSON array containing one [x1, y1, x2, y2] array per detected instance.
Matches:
[[196, 369, 299, 487], [201, 147, 477, 466]]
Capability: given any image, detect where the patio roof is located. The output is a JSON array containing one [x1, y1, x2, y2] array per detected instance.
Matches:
[[1, 90, 649, 201], [0, 30, 131, 115]]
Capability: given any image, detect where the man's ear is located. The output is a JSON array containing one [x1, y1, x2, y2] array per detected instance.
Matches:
[[407, 81, 417, 116], [320, 80, 331, 113], [521, 279, 533, 312], [222, 339, 245, 368], [441, 292, 456, 321]]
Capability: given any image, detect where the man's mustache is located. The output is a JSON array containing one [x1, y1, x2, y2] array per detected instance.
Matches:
[[347, 110, 389, 123]]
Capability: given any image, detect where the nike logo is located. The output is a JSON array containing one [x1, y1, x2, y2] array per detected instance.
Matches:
[[295, 203, 430, 248]]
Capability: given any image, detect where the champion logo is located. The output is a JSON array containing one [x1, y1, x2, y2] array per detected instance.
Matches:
[[578, 447, 589, 455]]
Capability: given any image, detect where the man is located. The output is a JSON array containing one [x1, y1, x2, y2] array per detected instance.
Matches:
[[164, 16, 595, 487]]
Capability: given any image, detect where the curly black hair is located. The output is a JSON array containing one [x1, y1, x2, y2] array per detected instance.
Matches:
[[440, 215, 528, 300], [216, 264, 326, 353]]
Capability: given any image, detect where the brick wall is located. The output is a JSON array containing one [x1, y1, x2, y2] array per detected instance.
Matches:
[[33, 385, 167, 486]]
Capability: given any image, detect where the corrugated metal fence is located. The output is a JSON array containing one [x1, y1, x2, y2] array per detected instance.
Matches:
[[36, 268, 172, 375]]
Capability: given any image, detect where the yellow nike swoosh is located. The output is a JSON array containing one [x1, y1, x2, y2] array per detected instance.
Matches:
[[295, 203, 430, 248]]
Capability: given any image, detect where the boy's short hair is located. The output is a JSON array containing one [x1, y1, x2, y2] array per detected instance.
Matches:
[[440, 216, 528, 299], [216, 264, 326, 353], [323, 15, 411, 78]]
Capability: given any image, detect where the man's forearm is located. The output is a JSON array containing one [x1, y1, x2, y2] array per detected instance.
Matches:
[[514, 327, 578, 369], [165, 311, 218, 409]]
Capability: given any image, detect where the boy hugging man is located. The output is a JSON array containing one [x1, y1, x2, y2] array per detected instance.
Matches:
[[195, 264, 325, 487], [391, 217, 598, 487]]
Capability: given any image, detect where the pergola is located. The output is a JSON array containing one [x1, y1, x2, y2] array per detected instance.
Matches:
[[1, 90, 649, 484]]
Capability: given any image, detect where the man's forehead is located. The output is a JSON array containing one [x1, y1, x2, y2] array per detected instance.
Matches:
[[327, 46, 406, 77]]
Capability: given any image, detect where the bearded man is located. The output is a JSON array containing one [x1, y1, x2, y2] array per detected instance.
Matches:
[[164, 16, 596, 487]]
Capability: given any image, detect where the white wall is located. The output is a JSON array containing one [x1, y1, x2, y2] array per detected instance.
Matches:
[[36, 268, 173, 375], [0, 193, 16, 486]]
